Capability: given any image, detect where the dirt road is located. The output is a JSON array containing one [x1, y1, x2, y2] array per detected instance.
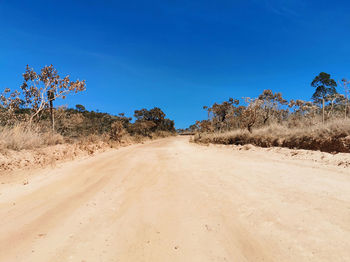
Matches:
[[1, 137, 349, 261]]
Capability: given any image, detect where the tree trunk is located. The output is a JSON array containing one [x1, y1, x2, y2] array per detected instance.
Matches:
[[263, 116, 269, 125], [322, 98, 325, 124], [49, 99, 55, 131], [247, 123, 252, 133], [346, 95, 348, 120], [47, 90, 55, 131]]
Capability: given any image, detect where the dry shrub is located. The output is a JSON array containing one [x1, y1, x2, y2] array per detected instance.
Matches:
[[194, 120, 350, 153], [133, 134, 146, 143], [0, 124, 64, 152], [151, 130, 175, 138], [110, 121, 126, 142]]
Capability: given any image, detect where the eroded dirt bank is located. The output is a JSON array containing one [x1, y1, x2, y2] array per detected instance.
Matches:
[[0, 137, 349, 261]]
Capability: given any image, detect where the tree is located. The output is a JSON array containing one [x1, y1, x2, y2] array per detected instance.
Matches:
[[159, 118, 175, 131], [288, 99, 318, 126], [311, 72, 337, 123], [196, 120, 213, 133], [339, 79, 350, 119], [0, 88, 23, 125], [189, 124, 199, 132], [204, 98, 239, 131], [134, 107, 165, 123], [325, 93, 345, 119], [75, 104, 86, 112], [21, 65, 86, 130], [203, 106, 210, 120], [240, 98, 263, 133], [110, 121, 126, 142], [131, 120, 156, 136], [258, 90, 287, 124], [133, 107, 174, 133]]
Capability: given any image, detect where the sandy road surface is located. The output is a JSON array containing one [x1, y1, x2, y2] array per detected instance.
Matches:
[[0, 137, 350, 262]]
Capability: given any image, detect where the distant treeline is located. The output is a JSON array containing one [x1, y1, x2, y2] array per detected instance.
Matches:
[[183, 72, 349, 134], [189, 72, 350, 153], [0, 65, 175, 143]]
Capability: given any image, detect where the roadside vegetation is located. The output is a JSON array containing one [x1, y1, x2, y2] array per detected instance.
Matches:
[[191, 72, 350, 153], [0, 65, 175, 170]]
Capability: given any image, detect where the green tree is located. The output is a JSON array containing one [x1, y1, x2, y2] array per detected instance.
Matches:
[[133, 107, 175, 134], [311, 72, 337, 123], [75, 104, 86, 112]]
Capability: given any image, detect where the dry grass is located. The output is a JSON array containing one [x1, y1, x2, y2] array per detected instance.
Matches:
[[0, 129, 115, 172], [0, 124, 146, 153], [0, 124, 64, 152], [194, 119, 350, 153], [0, 124, 175, 172], [152, 130, 176, 138]]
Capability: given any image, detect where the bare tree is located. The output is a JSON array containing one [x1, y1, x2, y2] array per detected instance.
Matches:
[[20, 65, 86, 130], [325, 93, 345, 119], [339, 79, 350, 119]]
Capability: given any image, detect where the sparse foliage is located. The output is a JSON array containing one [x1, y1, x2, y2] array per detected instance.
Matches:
[[110, 121, 126, 142], [240, 98, 263, 133], [338, 79, 350, 119], [192, 78, 349, 138], [0, 88, 23, 125], [258, 90, 288, 124], [20, 65, 86, 129]]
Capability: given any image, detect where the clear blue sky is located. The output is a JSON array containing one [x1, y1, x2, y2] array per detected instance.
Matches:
[[1, 0, 350, 128]]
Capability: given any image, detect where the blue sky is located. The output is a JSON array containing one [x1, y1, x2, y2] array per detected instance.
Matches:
[[1, 0, 350, 128]]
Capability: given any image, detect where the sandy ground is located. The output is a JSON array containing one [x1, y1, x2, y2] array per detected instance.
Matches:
[[0, 136, 349, 262]]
